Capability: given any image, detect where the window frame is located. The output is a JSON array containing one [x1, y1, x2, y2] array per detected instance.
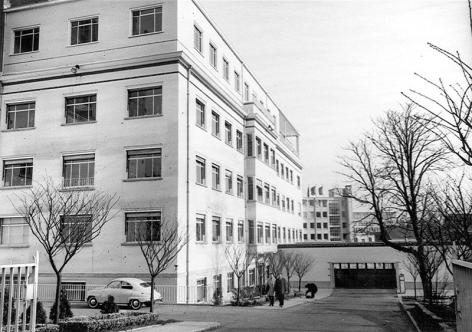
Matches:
[[193, 25, 203, 53], [62, 153, 95, 188], [13, 26, 39, 54], [223, 58, 230, 81], [195, 99, 206, 128], [0, 217, 29, 246], [236, 130, 243, 152], [224, 121, 233, 146], [209, 43, 218, 69], [70, 16, 99, 46], [212, 216, 221, 243], [211, 111, 220, 137], [3, 158, 33, 187], [131, 5, 163, 36], [196, 214, 206, 243], [125, 210, 161, 243], [127, 86, 163, 118], [65, 94, 97, 124], [196, 156, 206, 185], [211, 163, 220, 190], [6, 102, 35, 130], [126, 148, 162, 180]]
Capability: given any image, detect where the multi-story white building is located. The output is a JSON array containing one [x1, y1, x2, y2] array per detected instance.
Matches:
[[0, 0, 303, 303], [302, 186, 351, 242], [351, 212, 379, 243]]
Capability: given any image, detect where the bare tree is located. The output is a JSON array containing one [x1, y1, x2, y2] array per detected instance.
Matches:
[[427, 174, 472, 275], [407, 247, 444, 300], [282, 252, 296, 293], [13, 178, 118, 323], [293, 253, 315, 292], [266, 251, 285, 278], [339, 105, 448, 302], [404, 258, 420, 299], [136, 220, 187, 312], [224, 245, 256, 305]]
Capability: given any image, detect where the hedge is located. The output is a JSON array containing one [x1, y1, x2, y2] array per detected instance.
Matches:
[[36, 324, 59, 332], [59, 312, 160, 332]]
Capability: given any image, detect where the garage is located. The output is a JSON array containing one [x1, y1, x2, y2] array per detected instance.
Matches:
[[333, 263, 397, 289]]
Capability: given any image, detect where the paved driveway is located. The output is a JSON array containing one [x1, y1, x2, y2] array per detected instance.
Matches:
[[64, 289, 414, 331]]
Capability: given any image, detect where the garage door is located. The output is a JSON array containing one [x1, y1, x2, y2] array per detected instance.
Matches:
[[334, 263, 396, 289]]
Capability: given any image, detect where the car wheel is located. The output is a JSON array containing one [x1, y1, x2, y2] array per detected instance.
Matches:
[[130, 299, 142, 310], [87, 296, 99, 309]]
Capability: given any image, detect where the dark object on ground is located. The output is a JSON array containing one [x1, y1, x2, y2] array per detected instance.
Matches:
[[268, 295, 274, 306], [49, 290, 73, 321], [58, 311, 161, 332], [305, 283, 318, 298], [100, 295, 119, 314], [27, 300, 47, 324]]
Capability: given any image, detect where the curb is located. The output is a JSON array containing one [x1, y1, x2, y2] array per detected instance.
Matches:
[[398, 296, 421, 332]]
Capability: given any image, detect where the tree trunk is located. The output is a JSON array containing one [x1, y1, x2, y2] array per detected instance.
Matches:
[[417, 250, 433, 304], [286, 275, 291, 294], [53, 271, 62, 324], [236, 277, 240, 305], [413, 277, 417, 300], [298, 277, 302, 292], [150, 276, 155, 313]]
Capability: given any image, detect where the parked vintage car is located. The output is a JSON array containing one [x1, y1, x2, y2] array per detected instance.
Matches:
[[86, 278, 163, 310]]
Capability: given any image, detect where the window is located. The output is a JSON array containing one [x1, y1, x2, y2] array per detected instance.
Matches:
[[65, 95, 96, 123], [288, 228, 291, 242], [196, 278, 207, 302], [256, 137, 262, 159], [209, 43, 217, 68], [227, 272, 234, 292], [248, 269, 255, 286], [303, 223, 307, 228], [282, 227, 286, 242], [226, 219, 233, 242], [280, 163, 284, 177], [316, 212, 321, 218], [247, 176, 254, 201], [265, 224, 270, 244], [317, 234, 322, 240], [276, 160, 279, 175], [270, 149, 275, 167], [256, 180, 263, 202], [297, 175, 301, 188], [224, 122, 232, 145], [71, 17, 98, 45], [125, 211, 160, 242], [212, 216, 221, 242], [263, 144, 269, 163], [317, 223, 321, 229], [304, 234, 307, 240], [61, 214, 92, 243], [310, 234, 315, 240], [276, 194, 280, 208], [310, 223, 315, 228], [213, 274, 222, 297], [223, 58, 229, 80], [234, 71, 240, 92], [237, 220, 244, 242], [6, 102, 35, 130], [271, 188, 276, 206], [236, 130, 243, 152], [63, 154, 94, 187], [196, 156, 206, 185], [196, 214, 205, 242], [14, 27, 39, 54], [247, 134, 253, 157], [225, 170, 233, 194], [244, 83, 249, 102], [0, 218, 28, 245], [127, 148, 161, 179], [128, 87, 162, 117], [272, 225, 277, 243], [323, 212, 328, 218], [132, 6, 162, 36], [248, 220, 255, 244], [236, 176, 243, 198], [264, 183, 270, 204], [323, 222, 328, 228], [196, 99, 205, 128], [257, 223, 263, 243], [211, 111, 220, 137], [212, 164, 220, 190], [194, 25, 202, 52], [3, 159, 32, 187], [285, 167, 289, 180], [324, 234, 328, 240], [290, 170, 293, 183]]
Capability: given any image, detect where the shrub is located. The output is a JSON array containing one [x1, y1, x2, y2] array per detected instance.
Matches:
[[49, 290, 73, 321], [27, 300, 48, 324], [230, 286, 262, 306], [58, 312, 160, 332], [36, 324, 60, 332]]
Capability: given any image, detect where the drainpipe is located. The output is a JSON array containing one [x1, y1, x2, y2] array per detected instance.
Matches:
[[185, 64, 192, 304]]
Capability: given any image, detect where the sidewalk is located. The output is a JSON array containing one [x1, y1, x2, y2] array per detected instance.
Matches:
[[123, 321, 220, 332], [256, 288, 333, 309]]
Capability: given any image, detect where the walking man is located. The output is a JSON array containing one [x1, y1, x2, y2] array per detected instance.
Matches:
[[266, 275, 275, 306], [274, 274, 287, 308]]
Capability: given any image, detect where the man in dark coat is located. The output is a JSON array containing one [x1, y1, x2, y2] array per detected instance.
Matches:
[[305, 283, 318, 298], [274, 274, 287, 307]]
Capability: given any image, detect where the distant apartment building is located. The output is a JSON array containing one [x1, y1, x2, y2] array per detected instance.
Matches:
[[302, 186, 352, 242], [0, 0, 303, 303], [351, 212, 379, 243]]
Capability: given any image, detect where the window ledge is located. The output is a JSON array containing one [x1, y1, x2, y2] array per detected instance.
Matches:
[[225, 191, 233, 196], [0, 244, 29, 248], [225, 142, 233, 148], [0, 185, 32, 190], [212, 187, 222, 192], [67, 41, 100, 48], [121, 242, 158, 247], [124, 114, 163, 120], [195, 241, 207, 245], [196, 124, 206, 131], [195, 182, 207, 188], [128, 31, 164, 38], [60, 121, 96, 126], [10, 50, 39, 56], [212, 134, 221, 140], [59, 186, 95, 192], [123, 177, 162, 182], [2, 127, 36, 132]]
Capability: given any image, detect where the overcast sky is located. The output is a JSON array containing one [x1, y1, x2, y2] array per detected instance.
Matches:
[[199, 0, 472, 190]]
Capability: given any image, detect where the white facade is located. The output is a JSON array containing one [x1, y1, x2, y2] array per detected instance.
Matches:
[[302, 186, 352, 242], [0, 0, 303, 303]]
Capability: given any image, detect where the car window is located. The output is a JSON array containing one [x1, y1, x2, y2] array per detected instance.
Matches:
[[121, 282, 133, 290], [140, 282, 151, 288], [107, 281, 121, 288]]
